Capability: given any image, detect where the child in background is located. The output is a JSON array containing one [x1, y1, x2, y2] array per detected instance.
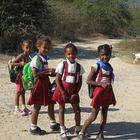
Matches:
[[11, 39, 32, 116], [52, 43, 85, 140], [78, 44, 116, 140], [28, 36, 59, 135]]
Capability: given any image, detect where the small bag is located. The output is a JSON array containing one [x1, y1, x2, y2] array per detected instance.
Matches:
[[8, 59, 20, 83], [22, 62, 34, 90], [22, 55, 43, 90], [88, 63, 100, 98]]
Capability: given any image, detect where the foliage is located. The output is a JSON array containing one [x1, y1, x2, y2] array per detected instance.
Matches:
[[0, 0, 48, 53]]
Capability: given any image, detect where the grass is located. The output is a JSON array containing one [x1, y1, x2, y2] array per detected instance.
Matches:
[[113, 38, 140, 64]]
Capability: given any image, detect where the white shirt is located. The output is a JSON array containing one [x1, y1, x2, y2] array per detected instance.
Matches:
[[56, 59, 85, 83]]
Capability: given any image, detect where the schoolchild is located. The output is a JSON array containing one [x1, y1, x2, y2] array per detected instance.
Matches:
[[78, 44, 116, 140], [52, 43, 85, 140], [11, 39, 32, 116], [28, 36, 59, 135]]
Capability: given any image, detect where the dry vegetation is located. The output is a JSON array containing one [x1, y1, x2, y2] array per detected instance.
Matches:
[[113, 38, 140, 64]]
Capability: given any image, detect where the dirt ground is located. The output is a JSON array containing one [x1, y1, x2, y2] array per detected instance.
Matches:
[[0, 38, 140, 140]]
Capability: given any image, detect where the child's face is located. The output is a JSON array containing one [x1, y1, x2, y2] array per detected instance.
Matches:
[[22, 42, 32, 55], [99, 49, 111, 64], [38, 42, 50, 56], [65, 47, 76, 63]]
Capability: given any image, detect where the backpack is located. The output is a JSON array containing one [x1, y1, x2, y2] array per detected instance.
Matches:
[[8, 58, 20, 83], [88, 63, 100, 99], [22, 55, 42, 90]]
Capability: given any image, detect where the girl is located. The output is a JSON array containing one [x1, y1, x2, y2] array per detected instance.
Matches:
[[12, 39, 32, 116], [52, 43, 85, 140], [78, 44, 116, 140], [28, 36, 59, 135]]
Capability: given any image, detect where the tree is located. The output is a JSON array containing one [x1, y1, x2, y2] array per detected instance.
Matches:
[[0, 0, 48, 52]]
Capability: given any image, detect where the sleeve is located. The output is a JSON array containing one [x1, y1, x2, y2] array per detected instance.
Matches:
[[55, 61, 64, 75], [30, 56, 42, 70], [79, 65, 85, 76]]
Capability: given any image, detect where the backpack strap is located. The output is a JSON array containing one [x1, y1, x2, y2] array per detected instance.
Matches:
[[92, 63, 100, 81], [62, 61, 81, 83]]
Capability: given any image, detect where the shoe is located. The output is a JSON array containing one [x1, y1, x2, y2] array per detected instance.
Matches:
[[74, 129, 80, 136], [23, 108, 32, 115], [14, 109, 26, 116], [60, 132, 68, 140], [96, 133, 105, 140], [50, 123, 60, 131], [29, 126, 46, 135], [77, 133, 87, 140]]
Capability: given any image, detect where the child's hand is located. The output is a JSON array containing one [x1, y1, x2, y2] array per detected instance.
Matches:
[[62, 92, 69, 102], [48, 68, 56, 75], [70, 94, 78, 102], [20, 61, 25, 66], [100, 83, 111, 89]]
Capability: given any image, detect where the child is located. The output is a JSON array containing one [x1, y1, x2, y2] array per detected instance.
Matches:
[[52, 43, 85, 140], [28, 36, 59, 135], [78, 44, 116, 140], [11, 39, 32, 116]]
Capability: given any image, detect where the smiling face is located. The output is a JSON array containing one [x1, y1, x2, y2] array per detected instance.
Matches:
[[37, 42, 50, 56], [99, 49, 111, 64], [65, 47, 77, 63]]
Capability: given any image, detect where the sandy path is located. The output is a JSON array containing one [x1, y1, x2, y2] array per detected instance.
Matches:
[[0, 39, 140, 140]]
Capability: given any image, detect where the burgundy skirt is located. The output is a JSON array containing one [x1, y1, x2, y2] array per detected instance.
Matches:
[[28, 76, 54, 106], [90, 86, 115, 108], [52, 81, 80, 105]]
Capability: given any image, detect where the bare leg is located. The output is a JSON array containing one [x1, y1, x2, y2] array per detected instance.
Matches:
[[59, 104, 65, 126], [71, 103, 81, 126], [80, 107, 100, 133], [99, 106, 108, 135], [31, 104, 41, 125], [15, 91, 21, 106], [48, 104, 55, 121], [20, 90, 25, 105]]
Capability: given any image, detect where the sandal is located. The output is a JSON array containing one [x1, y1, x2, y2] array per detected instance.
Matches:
[[60, 132, 68, 140]]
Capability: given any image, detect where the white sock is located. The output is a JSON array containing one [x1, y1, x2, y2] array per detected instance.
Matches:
[[30, 124, 37, 130], [50, 120, 57, 126], [15, 106, 19, 111], [60, 126, 66, 134], [21, 104, 26, 110], [79, 132, 84, 135]]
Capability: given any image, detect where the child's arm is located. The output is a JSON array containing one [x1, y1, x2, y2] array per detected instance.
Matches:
[[32, 68, 54, 78], [11, 54, 25, 67], [70, 75, 82, 101], [56, 73, 69, 102], [86, 66, 108, 88]]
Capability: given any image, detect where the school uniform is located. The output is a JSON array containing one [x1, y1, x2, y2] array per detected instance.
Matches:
[[90, 60, 116, 108], [52, 59, 85, 104], [15, 53, 30, 92], [28, 54, 54, 106]]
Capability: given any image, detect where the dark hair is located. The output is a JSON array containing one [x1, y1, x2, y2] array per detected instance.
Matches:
[[64, 43, 78, 54], [97, 44, 112, 55], [36, 36, 52, 49], [19, 39, 32, 48]]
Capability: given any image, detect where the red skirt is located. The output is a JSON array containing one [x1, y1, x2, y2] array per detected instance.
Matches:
[[52, 81, 80, 104], [28, 76, 54, 106], [90, 86, 115, 108]]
